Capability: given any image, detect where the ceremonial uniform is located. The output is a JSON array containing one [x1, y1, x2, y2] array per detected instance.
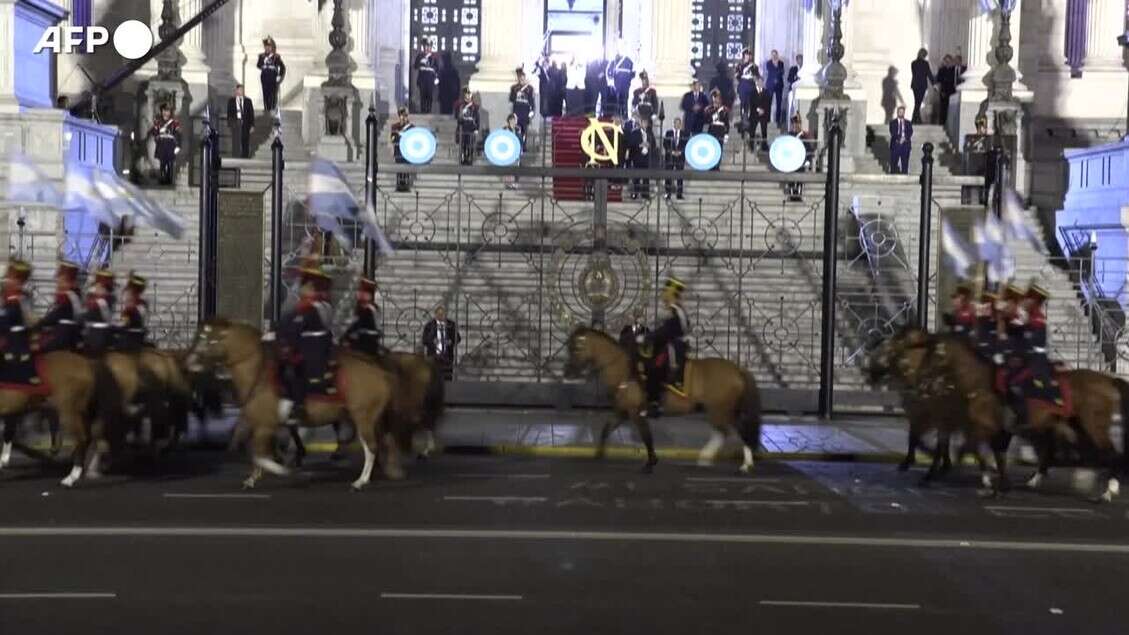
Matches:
[[456, 99, 480, 166], [279, 262, 334, 421], [83, 269, 115, 355], [644, 278, 691, 417], [256, 40, 286, 112], [942, 283, 976, 338], [149, 110, 181, 185], [681, 87, 709, 134], [414, 46, 439, 113], [631, 77, 658, 121], [390, 112, 415, 192], [626, 122, 657, 199], [344, 278, 384, 358], [509, 78, 535, 148], [38, 261, 83, 352], [116, 273, 148, 353], [705, 100, 729, 171], [663, 126, 688, 199], [974, 291, 999, 361], [606, 54, 635, 118], [736, 55, 758, 124], [0, 260, 35, 385]]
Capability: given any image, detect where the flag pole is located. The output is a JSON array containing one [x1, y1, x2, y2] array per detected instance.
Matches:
[[16, 206, 26, 259]]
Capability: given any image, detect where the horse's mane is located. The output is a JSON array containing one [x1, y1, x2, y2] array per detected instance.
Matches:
[[569, 326, 621, 351], [206, 318, 263, 339]]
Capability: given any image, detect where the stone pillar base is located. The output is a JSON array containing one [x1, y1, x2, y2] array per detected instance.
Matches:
[[139, 79, 188, 178], [812, 96, 867, 173], [314, 85, 360, 162]]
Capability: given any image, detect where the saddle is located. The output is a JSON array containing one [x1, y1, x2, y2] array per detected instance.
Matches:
[[639, 341, 689, 396], [995, 364, 1073, 417], [0, 328, 47, 393], [297, 331, 340, 399]]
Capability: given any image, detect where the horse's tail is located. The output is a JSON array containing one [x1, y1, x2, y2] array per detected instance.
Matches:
[[1111, 376, 1129, 474], [92, 360, 126, 459], [737, 369, 762, 454]]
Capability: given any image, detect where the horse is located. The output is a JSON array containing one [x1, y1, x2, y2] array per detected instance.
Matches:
[[186, 319, 397, 490], [564, 326, 762, 473], [0, 352, 122, 487]]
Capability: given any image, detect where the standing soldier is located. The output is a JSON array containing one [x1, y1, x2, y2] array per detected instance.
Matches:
[[344, 278, 384, 358], [390, 107, 415, 193], [705, 89, 730, 169], [256, 36, 286, 115], [663, 117, 688, 200], [509, 68, 535, 150], [38, 261, 83, 352], [735, 48, 758, 126], [414, 39, 439, 114], [149, 103, 181, 185], [626, 114, 657, 200], [943, 281, 976, 337], [456, 90, 480, 166], [606, 46, 635, 118], [631, 71, 658, 122], [644, 278, 691, 418], [117, 272, 148, 353], [83, 269, 115, 355], [681, 79, 709, 135]]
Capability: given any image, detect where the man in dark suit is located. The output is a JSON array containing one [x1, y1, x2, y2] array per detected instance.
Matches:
[[889, 105, 913, 174], [664, 117, 688, 200], [226, 84, 255, 158], [935, 54, 958, 126], [910, 48, 934, 124], [763, 49, 786, 127], [421, 305, 460, 380], [626, 115, 657, 199], [752, 76, 773, 151], [681, 79, 709, 134]]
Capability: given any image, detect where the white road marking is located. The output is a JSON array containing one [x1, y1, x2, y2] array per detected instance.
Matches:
[[983, 506, 1093, 514], [380, 593, 523, 601], [760, 600, 920, 610], [452, 473, 551, 480], [685, 477, 781, 483], [162, 493, 271, 500], [702, 500, 810, 506], [3, 526, 1129, 554], [0, 593, 117, 600], [443, 496, 548, 503]]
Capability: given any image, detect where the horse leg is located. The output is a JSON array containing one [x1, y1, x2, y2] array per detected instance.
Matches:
[[285, 425, 306, 468], [247, 424, 289, 489], [631, 414, 658, 473], [918, 427, 949, 487], [59, 410, 87, 488], [938, 429, 954, 475], [0, 415, 15, 469], [697, 427, 726, 467], [991, 432, 1013, 494], [1026, 429, 1055, 490], [898, 426, 919, 472], [595, 414, 626, 460], [418, 428, 437, 460], [380, 431, 405, 481]]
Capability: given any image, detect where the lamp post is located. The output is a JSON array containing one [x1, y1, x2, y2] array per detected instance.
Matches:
[[820, 0, 848, 100], [988, 0, 1018, 102]]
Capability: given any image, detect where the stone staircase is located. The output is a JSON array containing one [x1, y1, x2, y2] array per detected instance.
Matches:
[[867, 124, 961, 175]]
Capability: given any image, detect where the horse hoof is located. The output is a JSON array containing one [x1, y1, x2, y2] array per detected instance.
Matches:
[[738, 463, 753, 474], [350, 481, 368, 492], [1026, 473, 1043, 490], [86, 470, 103, 481], [640, 463, 654, 475], [976, 487, 997, 499], [60, 477, 77, 489], [696, 459, 714, 468], [896, 461, 912, 473], [415, 453, 429, 462], [383, 466, 405, 481], [241, 479, 257, 490]]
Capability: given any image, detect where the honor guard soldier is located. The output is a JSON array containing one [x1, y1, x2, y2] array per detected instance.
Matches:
[[38, 261, 83, 352], [997, 283, 1029, 422], [414, 39, 439, 113], [390, 107, 415, 192], [344, 278, 384, 358], [681, 79, 709, 134], [644, 278, 691, 418], [117, 272, 148, 353], [664, 117, 688, 200], [278, 260, 333, 423], [456, 90, 481, 166], [606, 48, 635, 118], [509, 68, 535, 149], [631, 71, 658, 121], [705, 90, 730, 168], [83, 269, 115, 355], [1019, 283, 1062, 414], [256, 36, 286, 114], [149, 103, 181, 185], [735, 48, 758, 126], [0, 260, 35, 385], [943, 281, 977, 337]]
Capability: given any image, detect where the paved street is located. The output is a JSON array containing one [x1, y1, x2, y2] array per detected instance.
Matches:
[[0, 447, 1125, 634]]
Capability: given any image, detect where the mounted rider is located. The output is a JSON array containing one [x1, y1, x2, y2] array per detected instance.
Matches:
[[37, 261, 83, 352], [943, 281, 976, 338], [974, 288, 999, 362], [643, 277, 690, 418], [278, 258, 334, 423], [116, 272, 148, 353], [83, 268, 115, 354], [998, 282, 1034, 427], [0, 260, 34, 379], [344, 277, 384, 358]]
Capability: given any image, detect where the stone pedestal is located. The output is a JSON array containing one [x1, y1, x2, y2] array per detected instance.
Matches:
[[646, 0, 693, 121], [315, 85, 359, 162], [139, 79, 188, 176], [812, 97, 865, 173], [0, 0, 67, 113], [470, 0, 530, 131]]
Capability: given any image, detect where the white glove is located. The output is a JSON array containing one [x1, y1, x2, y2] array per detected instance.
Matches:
[[636, 335, 645, 345], [262, 332, 277, 342], [174, 147, 181, 155], [992, 353, 1004, 365]]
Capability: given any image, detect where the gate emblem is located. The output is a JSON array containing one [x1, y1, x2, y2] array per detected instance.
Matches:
[[579, 118, 623, 166]]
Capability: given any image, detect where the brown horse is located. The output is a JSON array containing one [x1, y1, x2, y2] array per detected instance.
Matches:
[[384, 351, 446, 456], [564, 327, 762, 473], [0, 352, 122, 487], [187, 320, 397, 490]]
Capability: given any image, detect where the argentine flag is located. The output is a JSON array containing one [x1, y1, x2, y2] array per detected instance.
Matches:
[[94, 170, 186, 239], [5, 154, 63, 206], [64, 162, 117, 227], [1001, 188, 1044, 253], [940, 219, 975, 278], [307, 157, 394, 255]]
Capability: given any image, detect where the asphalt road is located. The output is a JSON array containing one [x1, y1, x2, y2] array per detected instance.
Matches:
[[1, 450, 1126, 634]]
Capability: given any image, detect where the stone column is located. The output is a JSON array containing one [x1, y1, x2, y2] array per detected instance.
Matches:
[[179, 0, 211, 113], [797, 0, 826, 85], [374, 0, 405, 115], [647, 0, 693, 118], [960, 1, 994, 90], [1085, 0, 1126, 71], [470, 0, 528, 130], [347, 0, 377, 95]]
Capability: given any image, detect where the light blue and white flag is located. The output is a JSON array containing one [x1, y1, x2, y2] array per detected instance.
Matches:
[[94, 169, 185, 239], [1001, 187, 1044, 253], [64, 162, 117, 227], [307, 157, 393, 255], [941, 218, 975, 278], [5, 154, 64, 206]]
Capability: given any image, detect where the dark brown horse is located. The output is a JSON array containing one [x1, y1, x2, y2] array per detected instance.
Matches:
[[565, 327, 761, 473], [187, 320, 397, 490]]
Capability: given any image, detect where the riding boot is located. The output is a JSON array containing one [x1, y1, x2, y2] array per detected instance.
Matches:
[[645, 368, 663, 418]]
